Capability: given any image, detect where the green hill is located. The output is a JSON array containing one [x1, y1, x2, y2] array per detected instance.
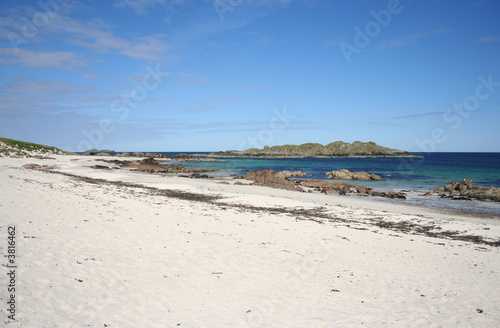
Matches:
[[0, 137, 67, 157], [208, 141, 417, 158]]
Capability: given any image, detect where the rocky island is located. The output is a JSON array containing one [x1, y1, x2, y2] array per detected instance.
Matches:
[[203, 141, 419, 158]]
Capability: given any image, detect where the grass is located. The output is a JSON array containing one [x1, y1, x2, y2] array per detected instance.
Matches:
[[0, 137, 69, 156]]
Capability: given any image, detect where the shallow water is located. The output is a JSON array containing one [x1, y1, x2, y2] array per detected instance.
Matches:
[[163, 152, 500, 191]]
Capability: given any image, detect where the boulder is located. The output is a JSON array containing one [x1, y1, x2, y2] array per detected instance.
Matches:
[[386, 191, 406, 199], [189, 173, 209, 179], [323, 188, 340, 196], [244, 170, 302, 191], [341, 185, 352, 194], [357, 185, 367, 194], [442, 180, 500, 202]]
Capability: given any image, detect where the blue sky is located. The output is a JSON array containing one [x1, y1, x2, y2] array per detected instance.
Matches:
[[1, 0, 499, 152]]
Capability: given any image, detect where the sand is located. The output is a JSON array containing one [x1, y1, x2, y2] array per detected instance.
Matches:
[[1, 155, 499, 327]]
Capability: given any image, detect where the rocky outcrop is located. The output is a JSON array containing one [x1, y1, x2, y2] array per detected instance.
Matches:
[[442, 180, 500, 202], [244, 170, 297, 191], [104, 157, 220, 174], [205, 141, 419, 158], [296, 179, 345, 189], [275, 171, 311, 179], [171, 154, 225, 162], [326, 169, 382, 180]]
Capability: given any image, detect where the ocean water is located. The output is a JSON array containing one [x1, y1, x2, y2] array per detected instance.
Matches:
[[159, 152, 500, 192]]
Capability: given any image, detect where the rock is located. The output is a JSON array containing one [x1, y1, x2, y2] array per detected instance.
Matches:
[[244, 170, 299, 191], [357, 185, 367, 194], [386, 191, 406, 199], [275, 171, 311, 179], [434, 187, 445, 193], [117, 152, 131, 157], [295, 186, 305, 192], [217, 181, 230, 185], [297, 179, 345, 189], [234, 181, 244, 185], [447, 183, 500, 202], [323, 188, 340, 196], [341, 185, 352, 194], [189, 173, 209, 179], [118, 157, 218, 174], [326, 169, 382, 180], [90, 165, 110, 170], [372, 191, 387, 197], [423, 192, 433, 196], [459, 179, 473, 192]]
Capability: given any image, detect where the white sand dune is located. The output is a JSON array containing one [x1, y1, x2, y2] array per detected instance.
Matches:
[[1, 156, 499, 327]]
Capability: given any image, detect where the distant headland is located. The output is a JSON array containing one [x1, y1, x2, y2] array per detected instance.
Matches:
[[203, 141, 420, 158]]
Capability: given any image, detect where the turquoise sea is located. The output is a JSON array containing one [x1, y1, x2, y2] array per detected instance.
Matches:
[[159, 152, 500, 192]]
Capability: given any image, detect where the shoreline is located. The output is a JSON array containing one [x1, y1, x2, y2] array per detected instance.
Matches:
[[5, 154, 500, 223], [1, 155, 500, 326], [160, 158, 500, 220]]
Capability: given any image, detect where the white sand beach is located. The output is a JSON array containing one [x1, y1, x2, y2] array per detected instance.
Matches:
[[1, 155, 500, 327]]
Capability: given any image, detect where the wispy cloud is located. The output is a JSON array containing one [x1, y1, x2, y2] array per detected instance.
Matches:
[[114, 0, 185, 16], [178, 72, 210, 85], [46, 15, 170, 60], [392, 111, 443, 120], [375, 28, 451, 50], [0, 48, 93, 69], [0, 75, 109, 114], [185, 101, 217, 113], [0, 12, 170, 63], [474, 35, 500, 43], [209, 96, 247, 103]]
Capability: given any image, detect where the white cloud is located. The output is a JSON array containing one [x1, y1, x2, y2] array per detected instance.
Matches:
[[375, 29, 451, 50], [0, 12, 170, 64], [0, 48, 91, 69], [45, 14, 170, 60], [474, 35, 500, 43]]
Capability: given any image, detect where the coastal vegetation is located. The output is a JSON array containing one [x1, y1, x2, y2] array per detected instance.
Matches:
[[207, 140, 418, 158], [0, 137, 67, 157]]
